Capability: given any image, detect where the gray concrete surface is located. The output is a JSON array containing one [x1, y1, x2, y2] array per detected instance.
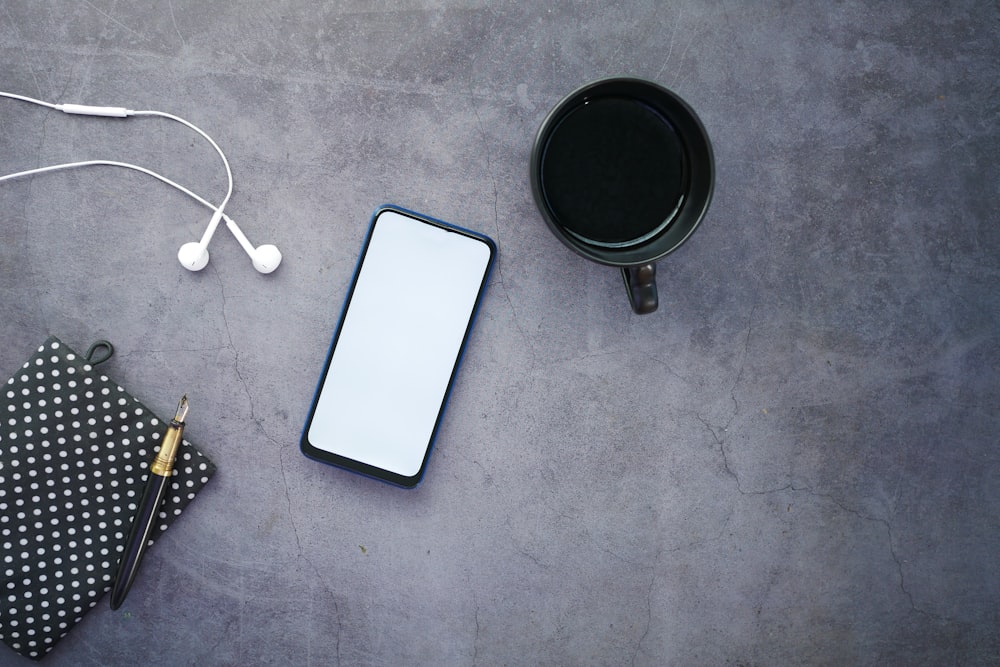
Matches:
[[1, 1, 998, 665]]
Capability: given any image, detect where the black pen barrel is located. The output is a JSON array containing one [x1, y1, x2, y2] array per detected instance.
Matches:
[[109, 471, 171, 610], [109, 397, 187, 610]]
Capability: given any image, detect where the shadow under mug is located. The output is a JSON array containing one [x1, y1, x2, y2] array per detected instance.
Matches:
[[530, 77, 714, 314]]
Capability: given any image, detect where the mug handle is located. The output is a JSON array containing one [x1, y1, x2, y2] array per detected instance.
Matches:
[[621, 263, 658, 314]]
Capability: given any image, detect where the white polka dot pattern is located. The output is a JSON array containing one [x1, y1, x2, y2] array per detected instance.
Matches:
[[0, 337, 216, 660]]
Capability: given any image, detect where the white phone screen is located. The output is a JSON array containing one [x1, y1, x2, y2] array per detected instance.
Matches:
[[302, 207, 495, 486]]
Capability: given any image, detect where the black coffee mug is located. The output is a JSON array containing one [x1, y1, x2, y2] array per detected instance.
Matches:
[[530, 77, 714, 314]]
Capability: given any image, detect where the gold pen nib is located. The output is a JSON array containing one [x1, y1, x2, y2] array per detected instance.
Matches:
[[173, 395, 189, 423]]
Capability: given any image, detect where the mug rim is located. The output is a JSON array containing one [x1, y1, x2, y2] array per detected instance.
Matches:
[[530, 76, 715, 267]]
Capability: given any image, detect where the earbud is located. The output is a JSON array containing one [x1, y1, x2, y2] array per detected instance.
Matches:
[[176, 211, 282, 274], [225, 217, 282, 274], [177, 241, 210, 271], [178, 210, 223, 272], [249, 244, 282, 274]]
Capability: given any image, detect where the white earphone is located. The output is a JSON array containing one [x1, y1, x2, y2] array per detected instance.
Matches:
[[176, 211, 282, 274], [0, 91, 281, 274]]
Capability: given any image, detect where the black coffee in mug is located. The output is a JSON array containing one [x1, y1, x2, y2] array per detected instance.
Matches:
[[539, 97, 687, 248], [530, 78, 714, 314]]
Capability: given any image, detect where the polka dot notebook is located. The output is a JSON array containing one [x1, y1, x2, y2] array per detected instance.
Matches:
[[0, 336, 217, 660]]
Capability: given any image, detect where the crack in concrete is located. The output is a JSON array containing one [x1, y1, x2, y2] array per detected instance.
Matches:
[[693, 302, 759, 491], [731, 301, 757, 416], [277, 445, 304, 553], [472, 590, 481, 666], [690, 294, 940, 623], [698, 401, 940, 622], [205, 614, 239, 661], [631, 573, 655, 667], [647, 355, 694, 386], [210, 269, 343, 664], [277, 445, 344, 665], [696, 412, 755, 495], [211, 268, 253, 412], [817, 490, 937, 620], [466, 59, 537, 370]]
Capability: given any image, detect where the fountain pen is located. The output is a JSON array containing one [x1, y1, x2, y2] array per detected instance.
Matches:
[[110, 395, 188, 610]]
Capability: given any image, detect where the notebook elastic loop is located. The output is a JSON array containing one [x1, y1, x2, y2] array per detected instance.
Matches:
[[85, 340, 115, 366]]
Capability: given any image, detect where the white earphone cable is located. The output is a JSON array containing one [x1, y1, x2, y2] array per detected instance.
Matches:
[[129, 109, 234, 245], [0, 91, 234, 238], [0, 89, 281, 273], [0, 91, 59, 110], [0, 159, 235, 224]]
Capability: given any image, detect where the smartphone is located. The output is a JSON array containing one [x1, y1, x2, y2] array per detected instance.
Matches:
[[300, 206, 496, 487]]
